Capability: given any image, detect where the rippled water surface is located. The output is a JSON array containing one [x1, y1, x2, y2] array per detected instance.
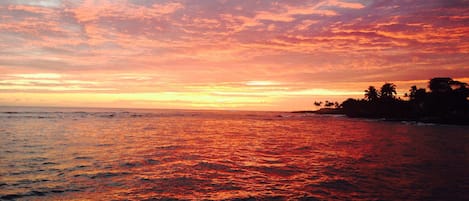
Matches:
[[1, 107, 469, 200]]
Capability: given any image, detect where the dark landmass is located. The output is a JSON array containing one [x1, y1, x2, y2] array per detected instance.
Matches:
[[294, 77, 469, 125], [292, 108, 344, 115]]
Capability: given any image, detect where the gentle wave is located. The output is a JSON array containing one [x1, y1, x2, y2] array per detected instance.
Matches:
[[1, 108, 469, 200]]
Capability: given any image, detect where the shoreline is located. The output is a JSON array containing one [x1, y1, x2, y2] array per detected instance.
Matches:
[[292, 108, 345, 115], [292, 108, 469, 126]]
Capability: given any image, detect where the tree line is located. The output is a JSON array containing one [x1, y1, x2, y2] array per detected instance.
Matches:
[[327, 77, 469, 125]]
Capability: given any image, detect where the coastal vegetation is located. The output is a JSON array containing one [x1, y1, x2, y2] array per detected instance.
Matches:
[[303, 77, 469, 125]]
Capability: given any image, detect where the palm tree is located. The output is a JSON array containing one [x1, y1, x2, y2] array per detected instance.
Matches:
[[314, 101, 322, 107], [408, 85, 418, 100], [364, 86, 379, 101], [429, 77, 452, 93], [324, 101, 335, 107], [408, 85, 427, 101], [380, 83, 397, 99]]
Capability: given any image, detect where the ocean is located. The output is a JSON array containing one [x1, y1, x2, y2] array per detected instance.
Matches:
[[1, 107, 468, 200]]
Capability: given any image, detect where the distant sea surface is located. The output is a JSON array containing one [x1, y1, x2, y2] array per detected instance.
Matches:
[[1, 106, 468, 200]]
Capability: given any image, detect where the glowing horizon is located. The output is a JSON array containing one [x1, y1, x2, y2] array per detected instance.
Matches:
[[1, 0, 468, 111]]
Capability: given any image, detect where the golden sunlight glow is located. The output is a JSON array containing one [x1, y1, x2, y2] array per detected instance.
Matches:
[[11, 73, 62, 79], [245, 81, 280, 86]]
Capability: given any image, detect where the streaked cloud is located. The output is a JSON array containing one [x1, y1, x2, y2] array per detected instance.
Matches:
[[0, 0, 468, 110]]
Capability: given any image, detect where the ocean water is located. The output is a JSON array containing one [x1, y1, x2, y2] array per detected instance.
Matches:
[[0, 107, 468, 200]]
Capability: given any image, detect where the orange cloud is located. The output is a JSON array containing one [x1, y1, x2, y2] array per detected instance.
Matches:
[[0, 0, 468, 110]]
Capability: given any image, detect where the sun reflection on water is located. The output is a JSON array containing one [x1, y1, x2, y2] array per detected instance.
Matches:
[[0, 109, 468, 200]]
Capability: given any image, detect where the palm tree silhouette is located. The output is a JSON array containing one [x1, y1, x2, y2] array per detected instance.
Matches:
[[364, 86, 379, 101], [339, 78, 469, 125], [380, 83, 397, 99], [409, 86, 417, 99], [314, 101, 322, 107], [429, 77, 452, 93]]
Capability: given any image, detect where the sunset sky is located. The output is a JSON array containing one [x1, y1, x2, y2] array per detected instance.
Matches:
[[1, 0, 468, 111]]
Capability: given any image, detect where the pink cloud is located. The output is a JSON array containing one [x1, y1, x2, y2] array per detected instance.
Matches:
[[326, 0, 365, 9], [0, 0, 468, 110]]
